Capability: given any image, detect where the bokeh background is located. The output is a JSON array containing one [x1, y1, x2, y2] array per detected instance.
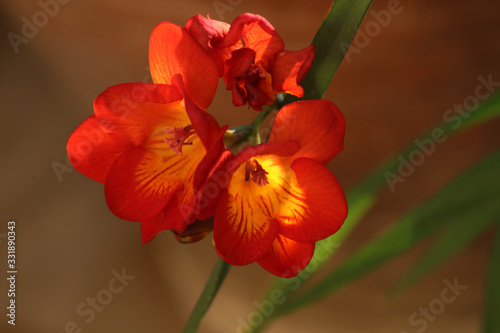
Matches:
[[1, 0, 500, 332]]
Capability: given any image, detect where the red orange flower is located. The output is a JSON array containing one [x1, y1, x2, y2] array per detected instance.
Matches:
[[67, 13, 347, 278], [208, 100, 347, 277], [186, 13, 315, 110], [67, 21, 224, 244]]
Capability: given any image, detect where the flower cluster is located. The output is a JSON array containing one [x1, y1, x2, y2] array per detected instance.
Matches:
[[67, 13, 347, 277]]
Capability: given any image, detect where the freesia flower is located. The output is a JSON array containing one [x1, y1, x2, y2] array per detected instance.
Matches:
[[186, 13, 315, 110], [208, 100, 347, 277], [67, 21, 225, 244]]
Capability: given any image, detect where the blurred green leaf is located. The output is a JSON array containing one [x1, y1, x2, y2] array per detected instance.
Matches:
[[392, 216, 492, 294], [274, 148, 500, 317], [462, 89, 500, 130], [483, 224, 500, 333]]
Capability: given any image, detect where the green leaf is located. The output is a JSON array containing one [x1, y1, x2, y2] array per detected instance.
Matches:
[[462, 88, 500, 130], [392, 216, 492, 294], [274, 148, 500, 317], [483, 224, 500, 333], [283, 0, 374, 104]]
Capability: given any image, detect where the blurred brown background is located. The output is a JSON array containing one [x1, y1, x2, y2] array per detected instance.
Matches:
[[1, 0, 500, 332]]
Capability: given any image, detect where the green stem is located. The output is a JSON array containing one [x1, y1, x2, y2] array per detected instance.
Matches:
[[183, 258, 232, 333], [250, 109, 272, 145]]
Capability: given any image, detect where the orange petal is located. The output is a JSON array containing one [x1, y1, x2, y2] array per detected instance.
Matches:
[[105, 137, 204, 222], [226, 141, 300, 174], [268, 100, 345, 164], [214, 189, 280, 266], [93, 83, 186, 147], [257, 235, 315, 277], [278, 158, 347, 242], [104, 147, 184, 221], [67, 115, 130, 184], [149, 22, 219, 109], [272, 45, 315, 97]]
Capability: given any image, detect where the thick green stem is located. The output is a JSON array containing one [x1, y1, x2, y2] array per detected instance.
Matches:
[[183, 258, 232, 333]]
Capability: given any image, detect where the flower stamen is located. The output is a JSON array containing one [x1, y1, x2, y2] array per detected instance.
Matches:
[[245, 159, 269, 186], [165, 125, 195, 155]]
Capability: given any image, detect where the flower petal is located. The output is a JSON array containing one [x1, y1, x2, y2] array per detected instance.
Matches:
[[257, 235, 315, 277], [272, 45, 315, 97], [149, 22, 219, 109], [278, 158, 347, 242], [185, 15, 230, 75], [220, 13, 284, 70], [226, 141, 300, 175], [194, 148, 233, 221], [93, 83, 186, 147], [214, 188, 280, 266], [105, 138, 204, 222], [67, 115, 129, 184], [140, 188, 199, 244], [184, 14, 229, 52], [268, 100, 345, 164], [223, 48, 256, 107], [104, 146, 183, 221], [177, 76, 225, 151]]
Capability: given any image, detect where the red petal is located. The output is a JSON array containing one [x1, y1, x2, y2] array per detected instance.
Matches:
[[104, 127, 206, 222], [141, 213, 168, 244], [185, 15, 230, 75], [93, 83, 186, 146], [67, 115, 129, 184], [104, 147, 184, 221], [257, 235, 315, 277], [220, 13, 284, 70], [226, 141, 300, 175], [140, 190, 198, 244], [268, 100, 345, 164], [278, 158, 347, 242], [214, 189, 279, 266], [223, 48, 256, 92], [175, 76, 224, 151], [194, 148, 234, 220], [272, 45, 315, 97], [185, 14, 229, 51], [149, 22, 219, 109]]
